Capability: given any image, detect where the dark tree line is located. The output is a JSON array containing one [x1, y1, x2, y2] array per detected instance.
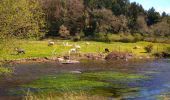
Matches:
[[41, 0, 170, 38]]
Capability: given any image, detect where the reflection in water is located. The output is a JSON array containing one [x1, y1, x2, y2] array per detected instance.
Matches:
[[0, 59, 170, 100]]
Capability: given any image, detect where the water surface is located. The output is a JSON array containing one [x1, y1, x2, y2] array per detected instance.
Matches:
[[0, 59, 170, 100]]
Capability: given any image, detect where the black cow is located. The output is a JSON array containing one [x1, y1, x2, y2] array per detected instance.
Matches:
[[105, 48, 110, 53]]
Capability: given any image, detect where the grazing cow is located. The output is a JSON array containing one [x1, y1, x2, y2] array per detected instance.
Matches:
[[85, 42, 90, 45], [74, 44, 81, 49], [133, 46, 141, 49], [63, 42, 72, 47], [69, 48, 77, 54], [48, 41, 55, 46], [16, 48, 25, 54], [105, 48, 110, 53]]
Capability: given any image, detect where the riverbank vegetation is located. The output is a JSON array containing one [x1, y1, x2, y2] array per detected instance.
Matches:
[[24, 92, 108, 100], [22, 71, 146, 100], [0, 66, 12, 76]]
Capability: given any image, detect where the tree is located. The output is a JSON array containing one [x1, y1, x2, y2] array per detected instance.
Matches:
[[0, 0, 46, 39], [127, 2, 145, 32], [147, 7, 160, 26], [110, 15, 128, 33], [42, 0, 84, 36], [151, 18, 170, 37], [59, 25, 70, 38], [41, 0, 64, 36], [64, 0, 85, 35], [135, 16, 148, 34], [162, 12, 168, 17], [84, 0, 115, 9], [91, 9, 113, 33]]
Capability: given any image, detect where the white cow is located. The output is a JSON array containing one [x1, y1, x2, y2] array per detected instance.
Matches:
[[74, 44, 81, 49], [85, 42, 90, 45], [63, 42, 72, 47], [69, 48, 77, 54], [48, 41, 55, 46]]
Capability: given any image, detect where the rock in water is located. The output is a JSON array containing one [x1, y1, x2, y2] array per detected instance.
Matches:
[[70, 71, 82, 74]]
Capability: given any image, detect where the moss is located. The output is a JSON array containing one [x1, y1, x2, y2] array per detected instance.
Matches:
[[81, 71, 146, 81], [24, 73, 109, 92], [22, 71, 147, 97]]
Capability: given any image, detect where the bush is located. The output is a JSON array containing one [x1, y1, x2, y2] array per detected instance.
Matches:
[[119, 34, 135, 43], [94, 33, 110, 42], [144, 44, 153, 53], [59, 25, 70, 38], [143, 37, 170, 43], [73, 35, 81, 42], [133, 33, 144, 42], [153, 51, 170, 58], [107, 34, 121, 42]]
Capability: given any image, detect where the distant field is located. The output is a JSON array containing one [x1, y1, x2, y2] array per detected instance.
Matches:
[[0, 40, 170, 60]]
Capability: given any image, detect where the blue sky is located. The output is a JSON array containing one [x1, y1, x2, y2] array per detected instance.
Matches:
[[130, 0, 170, 14]]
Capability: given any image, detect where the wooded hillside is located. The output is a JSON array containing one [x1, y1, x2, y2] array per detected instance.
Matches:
[[0, 0, 170, 40]]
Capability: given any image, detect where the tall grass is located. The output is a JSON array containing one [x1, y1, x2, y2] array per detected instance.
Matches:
[[24, 92, 107, 100]]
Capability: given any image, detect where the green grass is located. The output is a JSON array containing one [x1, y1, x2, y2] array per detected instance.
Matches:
[[24, 73, 109, 92], [81, 71, 146, 81], [0, 67, 12, 76], [0, 39, 170, 60], [22, 71, 146, 97], [19, 71, 147, 99]]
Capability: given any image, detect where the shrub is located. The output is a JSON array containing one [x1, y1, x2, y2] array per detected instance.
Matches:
[[73, 35, 81, 42], [144, 37, 170, 43], [107, 34, 121, 42], [153, 51, 170, 58], [119, 34, 135, 43], [94, 33, 109, 42], [59, 25, 70, 38], [144, 44, 153, 53], [133, 33, 144, 42]]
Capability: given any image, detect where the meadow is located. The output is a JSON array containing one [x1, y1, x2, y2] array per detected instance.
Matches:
[[0, 40, 170, 60]]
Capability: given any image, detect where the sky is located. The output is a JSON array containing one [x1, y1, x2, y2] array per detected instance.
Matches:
[[130, 0, 170, 14]]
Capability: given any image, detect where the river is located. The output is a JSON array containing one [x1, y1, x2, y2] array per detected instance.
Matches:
[[0, 59, 170, 100]]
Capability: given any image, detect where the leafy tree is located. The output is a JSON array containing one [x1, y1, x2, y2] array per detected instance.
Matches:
[[112, 0, 130, 15], [84, 0, 115, 9], [0, 0, 46, 39], [91, 9, 114, 34], [59, 25, 70, 38], [162, 12, 168, 18], [151, 18, 170, 37], [64, 0, 84, 35], [135, 16, 148, 34], [127, 2, 145, 32], [147, 7, 160, 26], [41, 0, 65, 36]]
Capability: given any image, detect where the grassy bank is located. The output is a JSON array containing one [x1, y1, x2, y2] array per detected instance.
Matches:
[[0, 40, 170, 60], [0, 67, 12, 76]]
